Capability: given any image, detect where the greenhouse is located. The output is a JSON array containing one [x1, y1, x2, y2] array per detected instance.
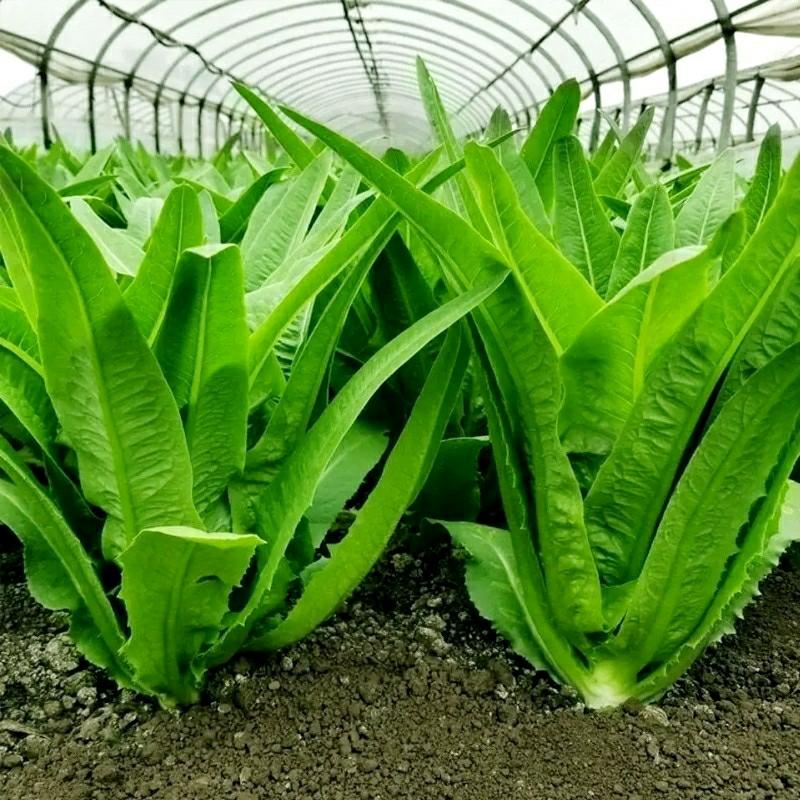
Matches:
[[0, 1, 799, 798]]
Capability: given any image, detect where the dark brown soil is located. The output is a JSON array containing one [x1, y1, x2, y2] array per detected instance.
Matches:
[[1, 538, 799, 800]]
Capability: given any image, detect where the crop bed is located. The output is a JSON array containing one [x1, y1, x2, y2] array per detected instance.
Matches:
[[1, 59, 800, 800], [1, 538, 798, 800]]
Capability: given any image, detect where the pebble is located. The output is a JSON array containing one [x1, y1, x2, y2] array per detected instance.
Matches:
[[18, 734, 49, 759]]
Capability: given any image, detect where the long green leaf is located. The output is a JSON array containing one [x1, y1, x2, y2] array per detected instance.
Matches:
[[615, 343, 800, 674], [560, 246, 715, 458], [553, 136, 620, 296], [70, 198, 143, 276], [253, 329, 468, 649], [123, 184, 204, 344], [593, 107, 654, 199], [606, 183, 674, 297], [245, 146, 457, 397], [741, 123, 781, 237], [234, 82, 315, 169], [247, 223, 391, 477], [155, 245, 248, 523], [207, 272, 505, 663], [280, 109, 601, 353], [242, 153, 330, 291], [584, 154, 800, 585], [119, 526, 260, 704], [416, 57, 486, 230], [304, 421, 389, 548], [445, 522, 548, 670], [675, 150, 735, 247], [520, 79, 581, 211], [0, 440, 131, 685], [635, 478, 800, 702], [0, 146, 201, 557], [715, 257, 800, 409], [219, 168, 288, 243]]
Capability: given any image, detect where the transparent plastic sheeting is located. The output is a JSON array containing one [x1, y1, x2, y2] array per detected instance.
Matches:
[[0, 0, 797, 157]]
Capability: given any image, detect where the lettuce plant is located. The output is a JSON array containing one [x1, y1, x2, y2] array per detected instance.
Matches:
[[0, 143, 501, 704], [284, 66, 800, 707]]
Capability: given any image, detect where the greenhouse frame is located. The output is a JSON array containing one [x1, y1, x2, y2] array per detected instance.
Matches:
[[1, 2, 800, 798], [0, 0, 797, 157]]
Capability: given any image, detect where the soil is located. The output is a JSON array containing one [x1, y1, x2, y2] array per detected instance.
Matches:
[[1, 537, 799, 800]]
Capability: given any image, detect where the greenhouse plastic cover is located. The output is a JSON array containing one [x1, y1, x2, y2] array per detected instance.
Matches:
[[0, 0, 797, 157]]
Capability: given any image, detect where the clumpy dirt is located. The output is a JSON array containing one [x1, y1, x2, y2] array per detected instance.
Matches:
[[1, 538, 799, 800]]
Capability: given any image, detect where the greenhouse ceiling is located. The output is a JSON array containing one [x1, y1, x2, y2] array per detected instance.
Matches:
[[0, 0, 797, 157]]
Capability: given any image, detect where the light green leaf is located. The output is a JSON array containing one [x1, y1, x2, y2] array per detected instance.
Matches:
[[219, 168, 288, 244], [463, 140, 602, 351], [616, 344, 800, 674], [561, 246, 715, 458], [123, 184, 204, 345], [520, 79, 581, 211], [251, 329, 469, 650], [607, 183, 674, 297], [0, 440, 131, 685], [127, 197, 164, 245], [675, 149, 735, 247], [741, 123, 781, 237], [416, 57, 486, 230], [208, 273, 505, 662], [198, 189, 221, 244], [155, 245, 248, 523], [242, 152, 330, 291], [305, 421, 389, 548], [120, 526, 260, 704], [553, 136, 620, 296], [70, 198, 144, 276], [412, 437, 488, 522], [445, 521, 548, 670], [0, 147, 201, 557], [234, 82, 316, 169], [593, 107, 654, 199], [715, 257, 800, 409], [584, 154, 800, 585]]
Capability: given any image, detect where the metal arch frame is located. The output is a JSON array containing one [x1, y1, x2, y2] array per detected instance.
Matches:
[[297, 84, 483, 137], [243, 48, 496, 122], [723, 80, 773, 140], [755, 94, 800, 128], [10, 0, 792, 156], [671, 113, 699, 145], [37, 0, 89, 146], [231, 50, 496, 128], [710, 0, 737, 152], [127, 0, 556, 148], [454, 0, 623, 150], [706, 84, 765, 133], [574, 2, 632, 131], [179, 14, 537, 110], [210, 1, 566, 140], [338, 0, 388, 136], [88, 0, 263, 152], [177, 17, 537, 154], [86, 0, 162, 150], [214, 20, 547, 141], [56, 0, 570, 156], [123, 0, 563, 125], [32, 0, 259, 152], [183, 0, 557, 96], [176, 18, 521, 155], [626, 0, 678, 161], [124, 0, 342, 152], [277, 66, 486, 127], [758, 81, 800, 131]]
